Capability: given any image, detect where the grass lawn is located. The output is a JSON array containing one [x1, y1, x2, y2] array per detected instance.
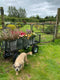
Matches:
[[0, 25, 2, 27], [0, 39, 60, 80]]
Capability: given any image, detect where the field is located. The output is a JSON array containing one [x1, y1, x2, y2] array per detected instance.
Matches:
[[0, 39, 60, 80]]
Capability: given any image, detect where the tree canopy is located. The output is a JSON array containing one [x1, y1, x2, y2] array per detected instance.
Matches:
[[8, 6, 26, 18]]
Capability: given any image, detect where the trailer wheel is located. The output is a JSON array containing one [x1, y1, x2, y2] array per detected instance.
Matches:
[[3, 53, 8, 59], [32, 45, 38, 53], [3, 51, 12, 59]]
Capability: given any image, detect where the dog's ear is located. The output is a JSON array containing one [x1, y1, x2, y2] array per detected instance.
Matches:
[[13, 64, 15, 68]]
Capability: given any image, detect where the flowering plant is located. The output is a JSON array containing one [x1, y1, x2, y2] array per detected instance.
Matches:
[[7, 24, 16, 30], [0, 29, 27, 40], [26, 29, 37, 39], [0, 29, 36, 41]]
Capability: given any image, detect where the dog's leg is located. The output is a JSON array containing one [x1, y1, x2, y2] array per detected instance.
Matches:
[[20, 63, 24, 71], [25, 56, 28, 64], [22, 64, 24, 68]]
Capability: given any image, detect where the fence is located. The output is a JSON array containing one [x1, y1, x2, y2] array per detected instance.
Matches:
[[16, 23, 55, 43], [56, 8, 60, 38], [31, 23, 55, 43]]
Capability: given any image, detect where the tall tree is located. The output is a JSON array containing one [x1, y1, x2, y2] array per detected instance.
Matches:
[[18, 8, 26, 18], [36, 15, 40, 19], [8, 6, 18, 17], [8, 6, 12, 17], [8, 6, 26, 18]]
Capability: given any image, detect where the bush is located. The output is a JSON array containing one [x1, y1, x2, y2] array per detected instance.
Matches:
[[0, 26, 3, 30], [16, 22, 24, 28], [17, 25, 21, 28], [44, 26, 54, 34], [7, 24, 16, 30]]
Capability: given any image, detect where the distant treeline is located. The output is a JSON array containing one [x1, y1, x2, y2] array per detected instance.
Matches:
[[4, 16, 56, 22], [0, 6, 56, 23]]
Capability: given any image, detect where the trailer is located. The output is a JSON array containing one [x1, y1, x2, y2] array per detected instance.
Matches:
[[2, 35, 40, 62]]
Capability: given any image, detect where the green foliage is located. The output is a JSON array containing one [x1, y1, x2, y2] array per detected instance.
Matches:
[[0, 21, 1, 25], [7, 24, 16, 29], [18, 8, 26, 18], [4, 13, 56, 22], [4, 15, 56, 23], [36, 15, 40, 19], [17, 24, 24, 28], [29, 18, 39, 22], [44, 25, 54, 34], [0, 26, 3, 29], [8, 6, 18, 17], [45, 16, 56, 21], [8, 6, 26, 18], [17, 25, 21, 28]]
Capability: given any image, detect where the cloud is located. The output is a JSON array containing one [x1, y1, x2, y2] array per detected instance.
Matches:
[[27, 1, 57, 17], [0, 0, 60, 17]]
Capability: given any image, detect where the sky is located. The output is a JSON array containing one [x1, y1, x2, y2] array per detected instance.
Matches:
[[0, 0, 60, 18]]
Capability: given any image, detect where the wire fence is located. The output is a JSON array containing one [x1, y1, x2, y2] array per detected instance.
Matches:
[[32, 23, 55, 43]]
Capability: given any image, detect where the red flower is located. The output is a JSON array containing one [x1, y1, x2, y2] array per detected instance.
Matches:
[[11, 30, 26, 38], [19, 31, 26, 37]]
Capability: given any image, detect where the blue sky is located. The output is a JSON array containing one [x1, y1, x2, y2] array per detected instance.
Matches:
[[0, 0, 60, 17]]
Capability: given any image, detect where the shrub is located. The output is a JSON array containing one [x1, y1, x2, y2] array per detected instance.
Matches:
[[44, 25, 54, 34], [7, 24, 16, 30], [16, 22, 24, 28], [0, 26, 3, 30], [17, 25, 21, 28]]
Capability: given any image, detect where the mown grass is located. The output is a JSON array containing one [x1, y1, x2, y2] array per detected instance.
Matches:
[[0, 39, 60, 80]]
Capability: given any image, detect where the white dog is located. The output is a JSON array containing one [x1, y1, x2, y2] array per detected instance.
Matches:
[[13, 52, 32, 75]]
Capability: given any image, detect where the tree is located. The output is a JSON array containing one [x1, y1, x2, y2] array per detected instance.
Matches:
[[18, 8, 26, 18], [45, 16, 49, 19], [8, 6, 12, 17], [8, 6, 26, 18], [12, 6, 18, 17], [8, 6, 18, 17], [45, 16, 56, 21], [36, 15, 40, 19]]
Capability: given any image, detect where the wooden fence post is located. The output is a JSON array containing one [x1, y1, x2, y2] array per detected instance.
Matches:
[[31, 24, 33, 32], [39, 35, 41, 43], [0, 7, 4, 29], [53, 25, 56, 42], [55, 8, 60, 38]]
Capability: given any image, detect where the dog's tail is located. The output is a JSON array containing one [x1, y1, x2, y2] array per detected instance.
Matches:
[[27, 51, 32, 55]]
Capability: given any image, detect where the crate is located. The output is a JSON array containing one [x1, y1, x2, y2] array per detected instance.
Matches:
[[5, 40, 17, 52], [5, 36, 36, 52], [17, 38, 23, 49]]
